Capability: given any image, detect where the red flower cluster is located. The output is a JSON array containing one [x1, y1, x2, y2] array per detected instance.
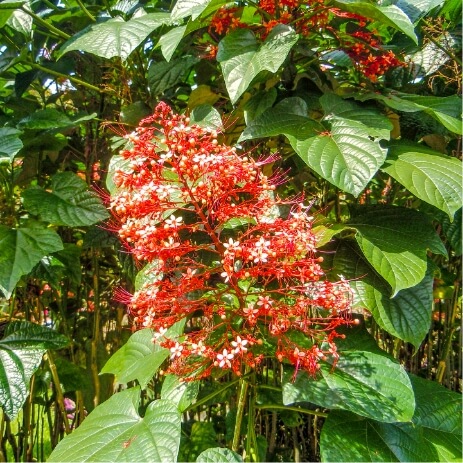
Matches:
[[110, 102, 355, 380], [345, 31, 405, 81], [207, 1, 404, 81]]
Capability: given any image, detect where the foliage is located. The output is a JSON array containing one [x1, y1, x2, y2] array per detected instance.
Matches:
[[0, 0, 461, 461]]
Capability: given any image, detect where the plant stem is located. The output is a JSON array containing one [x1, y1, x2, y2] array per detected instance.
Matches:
[[232, 374, 249, 453], [75, 0, 96, 21], [21, 7, 70, 40], [255, 404, 328, 418], [28, 63, 103, 93], [45, 351, 71, 434], [184, 375, 249, 412], [245, 374, 258, 462]]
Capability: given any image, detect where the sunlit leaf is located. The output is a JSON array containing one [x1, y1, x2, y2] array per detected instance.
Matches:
[[217, 25, 298, 104], [48, 388, 181, 462], [349, 206, 447, 295], [59, 14, 171, 61], [382, 143, 463, 219], [0, 321, 68, 419]]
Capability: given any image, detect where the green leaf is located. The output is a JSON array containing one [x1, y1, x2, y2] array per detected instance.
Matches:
[[396, 0, 444, 23], [398, 94, 462, 134], [349, 206, 447, 295], [180, 422, 219, 462], [17, 108, 72, 130], [441, 208, 462, 255], [48, 388, 181, 462], [0, 127, 23, 162], [158, 25, 187, 62], [0, 321, 69, 419], [120, 101, 152, 126], [135, 261, 163, 291], [365, 94, 462, 135], [0, 226, 63, 298], [333, 240, 434, 347], [100, 320, 185, 388], [22, 172, 109, 227], [243, 88, 277, 124], [319, 375, 462, 462], [410, 375, 462, 462], [288, 117, 387, 197], [320, 411, 438, 462], [190, 104, 223, 131], [148, 55, 199, 96], [196, 448, 243, 462], [321, 94, 393, 140], [333, 1, 417, 43], [59, 13, 171, 61], [161, 375, 199, 412], [283, 347, 415, 423], [238, 97, 322, 143], [217, 25, 298, 104], [382, 143, 463, 219], [171, 0, 214, 21], [106, 154, 131, 196]]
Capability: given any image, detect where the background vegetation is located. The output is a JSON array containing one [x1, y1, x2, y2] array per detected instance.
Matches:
[[0, 0, 461, 461]]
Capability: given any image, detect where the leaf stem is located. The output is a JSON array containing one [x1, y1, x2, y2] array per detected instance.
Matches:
[[20, 7, 71, 40], [28, 63, 103, 93], [45, 351, 71, 434], [75, 0, 96, 22], [255, 404, 328, 418], [232, 373, 249, 453]]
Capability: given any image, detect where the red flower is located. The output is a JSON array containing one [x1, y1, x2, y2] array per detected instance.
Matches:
[[109, 103, 356, 380]]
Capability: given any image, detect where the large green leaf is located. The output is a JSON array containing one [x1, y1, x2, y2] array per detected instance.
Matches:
[[196, 448, 243, 462], [288, 117, 387, 197], [321, 94, 393, 140], [48, 388, 181, 462], [332, 240, 434, 347], [320, 411, 438, 462], [0, 127, 23, 162], [283, 346, 415, 423], [319, 375, 462, 462], [161, 375, 199, 412], [158, 25, 187, 61], [217, 25, 298, 104], [349, 206, 447, 295], [282, 322, 414, 422], [410, 375, 462, 462], [190, 104, 223, 130], [148, 55, 199, 96], [17, 109, 96, 130], [0, 321, 69, 419], [171, 0, 214, 21], [59, 13, 171, 61], [382, 143, 463, 219], [333, 0, 417, 43], [238, 97, 322, 142], [364, 93, 462, 135], [23, 172, 109, 227], [100, 320, 185, 388], [396, 0, 444, 23], [0, 226, 63, 298]]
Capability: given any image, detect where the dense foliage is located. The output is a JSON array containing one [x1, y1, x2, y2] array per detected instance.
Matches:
[[0, 0, 461, 461]]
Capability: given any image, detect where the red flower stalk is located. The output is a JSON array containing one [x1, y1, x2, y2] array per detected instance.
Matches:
[[109, 102, 355, 380]]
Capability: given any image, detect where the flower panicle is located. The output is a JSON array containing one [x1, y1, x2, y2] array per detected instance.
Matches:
[[109, 102, 356, 381]]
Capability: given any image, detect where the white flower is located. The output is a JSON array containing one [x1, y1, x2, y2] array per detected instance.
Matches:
[[216, 349, 234, 368], [231, 336, 248, 354], [170, 342, 184, 359]]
